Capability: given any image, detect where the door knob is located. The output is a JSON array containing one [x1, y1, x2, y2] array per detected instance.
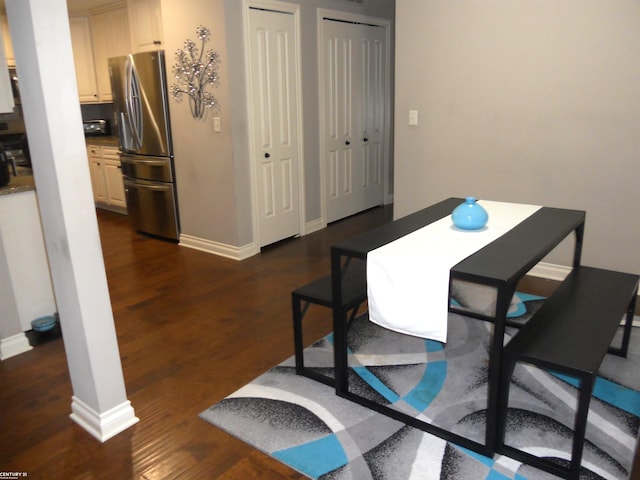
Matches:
[[264, 153, 270, 158], [345, 141, 350, 146], [363, 137, 368, 142]]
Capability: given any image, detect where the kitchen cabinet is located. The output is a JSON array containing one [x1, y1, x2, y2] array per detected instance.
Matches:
[[88, 145, 107, 203], [91, 6, 131, 102], [87, 144, 127, 212], [102, 146, 127, 209], [69, 16, 99, 103], [0, 14, 14, 67], [128, 0, 164, 52]]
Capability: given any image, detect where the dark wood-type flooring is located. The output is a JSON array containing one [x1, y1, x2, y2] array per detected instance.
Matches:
[[1, 206, 639, 479]]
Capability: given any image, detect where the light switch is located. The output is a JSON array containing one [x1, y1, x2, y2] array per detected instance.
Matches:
[[213, 116, 221, 132], [409, 110, 418, 126]]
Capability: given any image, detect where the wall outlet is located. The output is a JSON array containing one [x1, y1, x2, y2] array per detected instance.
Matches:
[[213, 116, 221, 132], [409, 110, 418, 126]]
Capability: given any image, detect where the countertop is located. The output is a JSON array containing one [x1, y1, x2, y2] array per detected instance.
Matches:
[[0, 172, 35, 196], [1, 136, 121, 196], [85, 135, 119, 147]]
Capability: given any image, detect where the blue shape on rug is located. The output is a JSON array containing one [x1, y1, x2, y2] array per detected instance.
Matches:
[[552, 372, 640, 416], [404, 340, 446, 411], [273, 433, 348, 479]]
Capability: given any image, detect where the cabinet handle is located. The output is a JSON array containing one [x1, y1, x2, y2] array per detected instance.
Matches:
[[153, 40, 162, 45]]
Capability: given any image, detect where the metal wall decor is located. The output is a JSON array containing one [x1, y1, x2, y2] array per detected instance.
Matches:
[[170, 26, 221, 120]]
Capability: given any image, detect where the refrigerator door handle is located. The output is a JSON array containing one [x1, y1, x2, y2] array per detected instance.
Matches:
[[125, 57, 143, 150]]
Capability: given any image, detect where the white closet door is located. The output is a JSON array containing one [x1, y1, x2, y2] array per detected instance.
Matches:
[[323, 19, 386, 223], [248, 7, 301, 247]]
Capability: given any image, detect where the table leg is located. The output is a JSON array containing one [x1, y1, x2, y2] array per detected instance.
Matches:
[[486, 284, 517, 452], [573, 223, 584, 267], [331, 250, 348, 394]]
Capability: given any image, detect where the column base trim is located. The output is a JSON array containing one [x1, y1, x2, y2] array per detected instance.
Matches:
[[70, 395, 139, 442]]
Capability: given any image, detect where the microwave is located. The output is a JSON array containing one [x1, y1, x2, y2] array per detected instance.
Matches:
[[8, 68, 20, 104]]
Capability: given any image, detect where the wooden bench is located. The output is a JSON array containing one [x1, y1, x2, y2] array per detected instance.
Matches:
[[291, 260, 367, 387], [497, 266, 639, 479]]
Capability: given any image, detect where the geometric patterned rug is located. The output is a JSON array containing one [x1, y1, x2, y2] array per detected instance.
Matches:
[[200, 293, 640, 479]]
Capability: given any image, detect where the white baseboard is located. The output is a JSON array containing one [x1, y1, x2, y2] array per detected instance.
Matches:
[[70, 396, 139, 442], [528, 262, 640, 327], [526, 262, 571, 282], [0, 333, 33, 360], [304, 217, 326, 235], [179, 234, 257, 260]]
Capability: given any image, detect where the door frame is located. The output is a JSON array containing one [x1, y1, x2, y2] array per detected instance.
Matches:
[[317, 9, 393, 225], [243, 0, 306, 251]]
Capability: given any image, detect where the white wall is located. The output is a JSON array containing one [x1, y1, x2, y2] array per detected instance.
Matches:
[[0, 190, 56, 332], [394, 0, 640, 273]]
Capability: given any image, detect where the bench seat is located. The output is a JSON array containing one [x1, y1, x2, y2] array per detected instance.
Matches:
[[497, 266, 639, 479], [292, 260, 367, 387]]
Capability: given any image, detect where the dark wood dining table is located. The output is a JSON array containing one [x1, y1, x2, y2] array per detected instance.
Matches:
[[330, 197, 585, 456]]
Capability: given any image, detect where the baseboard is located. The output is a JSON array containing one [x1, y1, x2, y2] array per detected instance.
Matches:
[[529, 262, 640, 326], [526, 262, 571, 282], [0, 333, 33, 360], [179, 234, 257, 260], [304, 217, 326, 235], [70, 396, 139, 442]]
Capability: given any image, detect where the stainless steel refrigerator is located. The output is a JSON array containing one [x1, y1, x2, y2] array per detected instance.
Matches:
[[109, 50, 179, 240]]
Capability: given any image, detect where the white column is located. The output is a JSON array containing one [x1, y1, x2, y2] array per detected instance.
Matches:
[[6, 0, 138, 441]]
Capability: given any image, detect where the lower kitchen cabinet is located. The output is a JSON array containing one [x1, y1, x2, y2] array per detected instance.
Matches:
[[87, 144, 127, 213]]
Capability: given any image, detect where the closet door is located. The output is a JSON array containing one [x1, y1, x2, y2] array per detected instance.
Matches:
[[248, 6, 302, 247], [323, 19, 386, 223]]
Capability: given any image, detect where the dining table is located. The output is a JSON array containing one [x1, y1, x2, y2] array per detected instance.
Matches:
[[330, 197, 585, 456]]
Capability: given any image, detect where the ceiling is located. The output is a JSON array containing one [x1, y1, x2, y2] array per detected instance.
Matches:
[[1, 0, 121, 15], [66, 0, 120, 14]]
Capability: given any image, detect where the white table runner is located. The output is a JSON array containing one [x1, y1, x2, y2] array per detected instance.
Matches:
[[366, 200, 541, 342]]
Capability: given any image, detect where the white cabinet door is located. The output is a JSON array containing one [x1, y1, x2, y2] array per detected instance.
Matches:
[[89, 159, 107, 203], [103, 147, 127, 208], [0, 14, 14, 67], [128, 0, 163, 52], [70, 16, 99, 103], [91, 7, 131, 102], [0, 16, 13, 113]]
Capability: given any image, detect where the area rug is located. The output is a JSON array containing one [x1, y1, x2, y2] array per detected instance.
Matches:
[[200, 293, 640, 479]]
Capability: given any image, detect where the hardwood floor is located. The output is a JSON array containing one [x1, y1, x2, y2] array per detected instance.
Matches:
[[1, 206, 638, 479]]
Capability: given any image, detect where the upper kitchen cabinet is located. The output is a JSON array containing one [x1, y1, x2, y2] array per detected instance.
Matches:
[[91, 6, 131, 102], [128, 0, 163, 52], [0, 14, 14, 67], [69, 16, 100, 103]]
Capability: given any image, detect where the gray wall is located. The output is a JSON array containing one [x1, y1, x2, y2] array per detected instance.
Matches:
[[394, 0, 640, 273]]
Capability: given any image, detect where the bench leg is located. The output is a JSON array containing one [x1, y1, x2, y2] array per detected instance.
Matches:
[[496, 354, 516, 449], [292, 293, 306, 375], [496, 360, 597, 480], [608, 285, 638, 358], [569, 374, 595, 480]]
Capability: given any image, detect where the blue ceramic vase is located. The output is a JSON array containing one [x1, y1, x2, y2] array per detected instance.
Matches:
[[451, 197, 488, 230]]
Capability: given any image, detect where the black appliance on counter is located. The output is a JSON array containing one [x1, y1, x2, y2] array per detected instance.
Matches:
[[0, 143, 10, 187], [0, 132, 30, 174], [108, 50, 179, 241], [83, 119, 110, 137]]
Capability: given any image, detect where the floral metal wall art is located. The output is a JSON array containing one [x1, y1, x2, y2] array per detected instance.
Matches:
[[170, 26, 220, 120]]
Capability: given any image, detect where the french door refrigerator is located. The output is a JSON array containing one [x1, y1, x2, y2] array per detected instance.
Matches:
[[109, 50, 179, 240]]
